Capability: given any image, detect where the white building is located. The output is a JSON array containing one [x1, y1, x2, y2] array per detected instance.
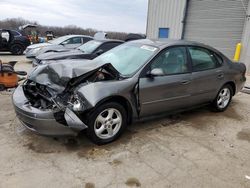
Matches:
[[147, 0, 250, 70]]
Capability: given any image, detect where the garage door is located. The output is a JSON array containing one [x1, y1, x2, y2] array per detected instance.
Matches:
[[183, 0, 249, 59]]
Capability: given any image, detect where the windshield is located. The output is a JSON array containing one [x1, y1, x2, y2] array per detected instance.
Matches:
[[94, 43, 158, 76], [78, 40, 102, 53], [48, 36, 72, 44]]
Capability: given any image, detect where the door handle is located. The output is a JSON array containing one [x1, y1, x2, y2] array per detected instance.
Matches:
[[217, 73, 224, 79], [181, 80, 191, 85], [216, 70, 224, 79]]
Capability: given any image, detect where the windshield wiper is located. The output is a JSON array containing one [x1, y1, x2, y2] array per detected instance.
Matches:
[[119, 74, 130, 79]]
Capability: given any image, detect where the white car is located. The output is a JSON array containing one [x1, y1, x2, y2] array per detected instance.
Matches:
[[24, 35, 93, 59]]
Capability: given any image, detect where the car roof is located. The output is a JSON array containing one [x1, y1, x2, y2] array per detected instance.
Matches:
[[65, 34, 93, 39], [94, 39, 124, 43], [128, 39, 225, 56], [128, 39, 212, 49]]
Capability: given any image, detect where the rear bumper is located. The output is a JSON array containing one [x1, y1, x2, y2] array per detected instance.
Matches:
[[236, 75, 246, 94], [12, 86, 84, 136]]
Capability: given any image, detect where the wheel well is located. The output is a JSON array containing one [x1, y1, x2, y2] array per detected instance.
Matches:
[[96, 96, 133, 125], [224, 81, 236, 96], [11, 42, 24, 48]]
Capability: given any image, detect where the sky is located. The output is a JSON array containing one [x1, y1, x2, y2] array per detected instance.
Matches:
[[0, 0, 148, 33]]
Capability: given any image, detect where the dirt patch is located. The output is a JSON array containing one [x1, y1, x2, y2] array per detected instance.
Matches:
[[63, 128, 136, 154], [109, 159, 122, 166], [63, 138, 80, 151], [5, 172, 15, 177], [101, 129, 137, 150], [77, 147, 109, 159], [161, 115, 181, 127], [125, 177, 141, 187], [221, 107, 243, 121], [185, 117, 213, 130], [23, 142, 59, 154], [180, 109, 214, 130], [85, 182, 95, 188], [117, 128, 138, 143], [74, 129, 137, 159], [237, 129, 250, 142], [180, 105, 243, 130]]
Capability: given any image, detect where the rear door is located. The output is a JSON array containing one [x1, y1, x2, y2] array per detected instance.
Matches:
[[188, 46, 224, 104], [139, 46, 193, 117]]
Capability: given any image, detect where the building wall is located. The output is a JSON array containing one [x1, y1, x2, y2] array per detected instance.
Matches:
[[146, 0, 250, 70], [183, 0, 249, 60], [146, 0, 187, 39], [240, 2, 250, 70]]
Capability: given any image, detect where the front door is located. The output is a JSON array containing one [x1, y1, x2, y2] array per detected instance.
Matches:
[[139, 46, 192, 117]]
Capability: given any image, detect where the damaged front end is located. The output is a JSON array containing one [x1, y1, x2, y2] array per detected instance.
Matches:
[[22, 79, 88, 131], [13, 60, 120, 136]]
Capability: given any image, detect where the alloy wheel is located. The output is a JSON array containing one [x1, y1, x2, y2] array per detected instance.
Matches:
[[217, 88, 231, 109], [94, 108, 122, 139]]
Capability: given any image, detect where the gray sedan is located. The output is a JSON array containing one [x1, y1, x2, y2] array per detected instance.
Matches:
[[13, 39, 246, 144]]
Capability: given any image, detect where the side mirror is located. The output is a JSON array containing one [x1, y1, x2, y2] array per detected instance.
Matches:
[[147, 68, 164, 77], [95, 49, 104, 55]]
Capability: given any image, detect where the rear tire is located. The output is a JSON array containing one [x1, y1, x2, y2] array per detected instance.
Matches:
[[212, 84, 233, 112], [10, 44, 24, 55], [86, 102, 127, 145]]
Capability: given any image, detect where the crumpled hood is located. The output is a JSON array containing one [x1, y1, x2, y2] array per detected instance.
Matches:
[[36, 49, 84, 61], [28, 59, 119, 93]]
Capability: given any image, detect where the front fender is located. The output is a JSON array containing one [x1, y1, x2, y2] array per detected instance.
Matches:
[[76, 79, 138, 118]]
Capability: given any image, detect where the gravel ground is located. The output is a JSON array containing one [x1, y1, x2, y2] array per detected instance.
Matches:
[[1, 54, 250, 188]]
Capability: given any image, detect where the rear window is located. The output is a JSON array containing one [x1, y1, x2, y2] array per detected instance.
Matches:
[[188, 47, 219, 71]]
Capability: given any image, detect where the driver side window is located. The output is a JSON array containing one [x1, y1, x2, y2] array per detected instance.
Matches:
[[150, 47, 188, 75]]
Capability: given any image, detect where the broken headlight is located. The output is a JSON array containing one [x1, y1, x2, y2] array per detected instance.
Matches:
[[31, 47, 42, 54], [69, 94, 85, 112]]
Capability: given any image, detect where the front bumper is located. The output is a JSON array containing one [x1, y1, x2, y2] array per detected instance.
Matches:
[[24, 49, 37, 59], [12, 86, 87, 136]]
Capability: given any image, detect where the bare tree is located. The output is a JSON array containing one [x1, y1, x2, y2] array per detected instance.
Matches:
[[0, 17, 130, 40]]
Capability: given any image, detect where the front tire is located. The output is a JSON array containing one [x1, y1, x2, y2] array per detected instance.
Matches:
[[86, 102, 127, 145], [10, 44, 24, 55], [212, 84, 233, 112]]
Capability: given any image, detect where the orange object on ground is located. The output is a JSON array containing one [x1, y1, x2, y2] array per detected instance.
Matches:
[[0, 60, 27, 91], [0, 72, 18, 88]]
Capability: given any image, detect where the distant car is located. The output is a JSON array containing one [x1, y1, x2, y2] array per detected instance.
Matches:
[[124, 33, 146, 42], [0, 29, 30, 55], [24, 35, 93, 59], [12, 39, 246, 144], [32, 39, 124, 66]]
